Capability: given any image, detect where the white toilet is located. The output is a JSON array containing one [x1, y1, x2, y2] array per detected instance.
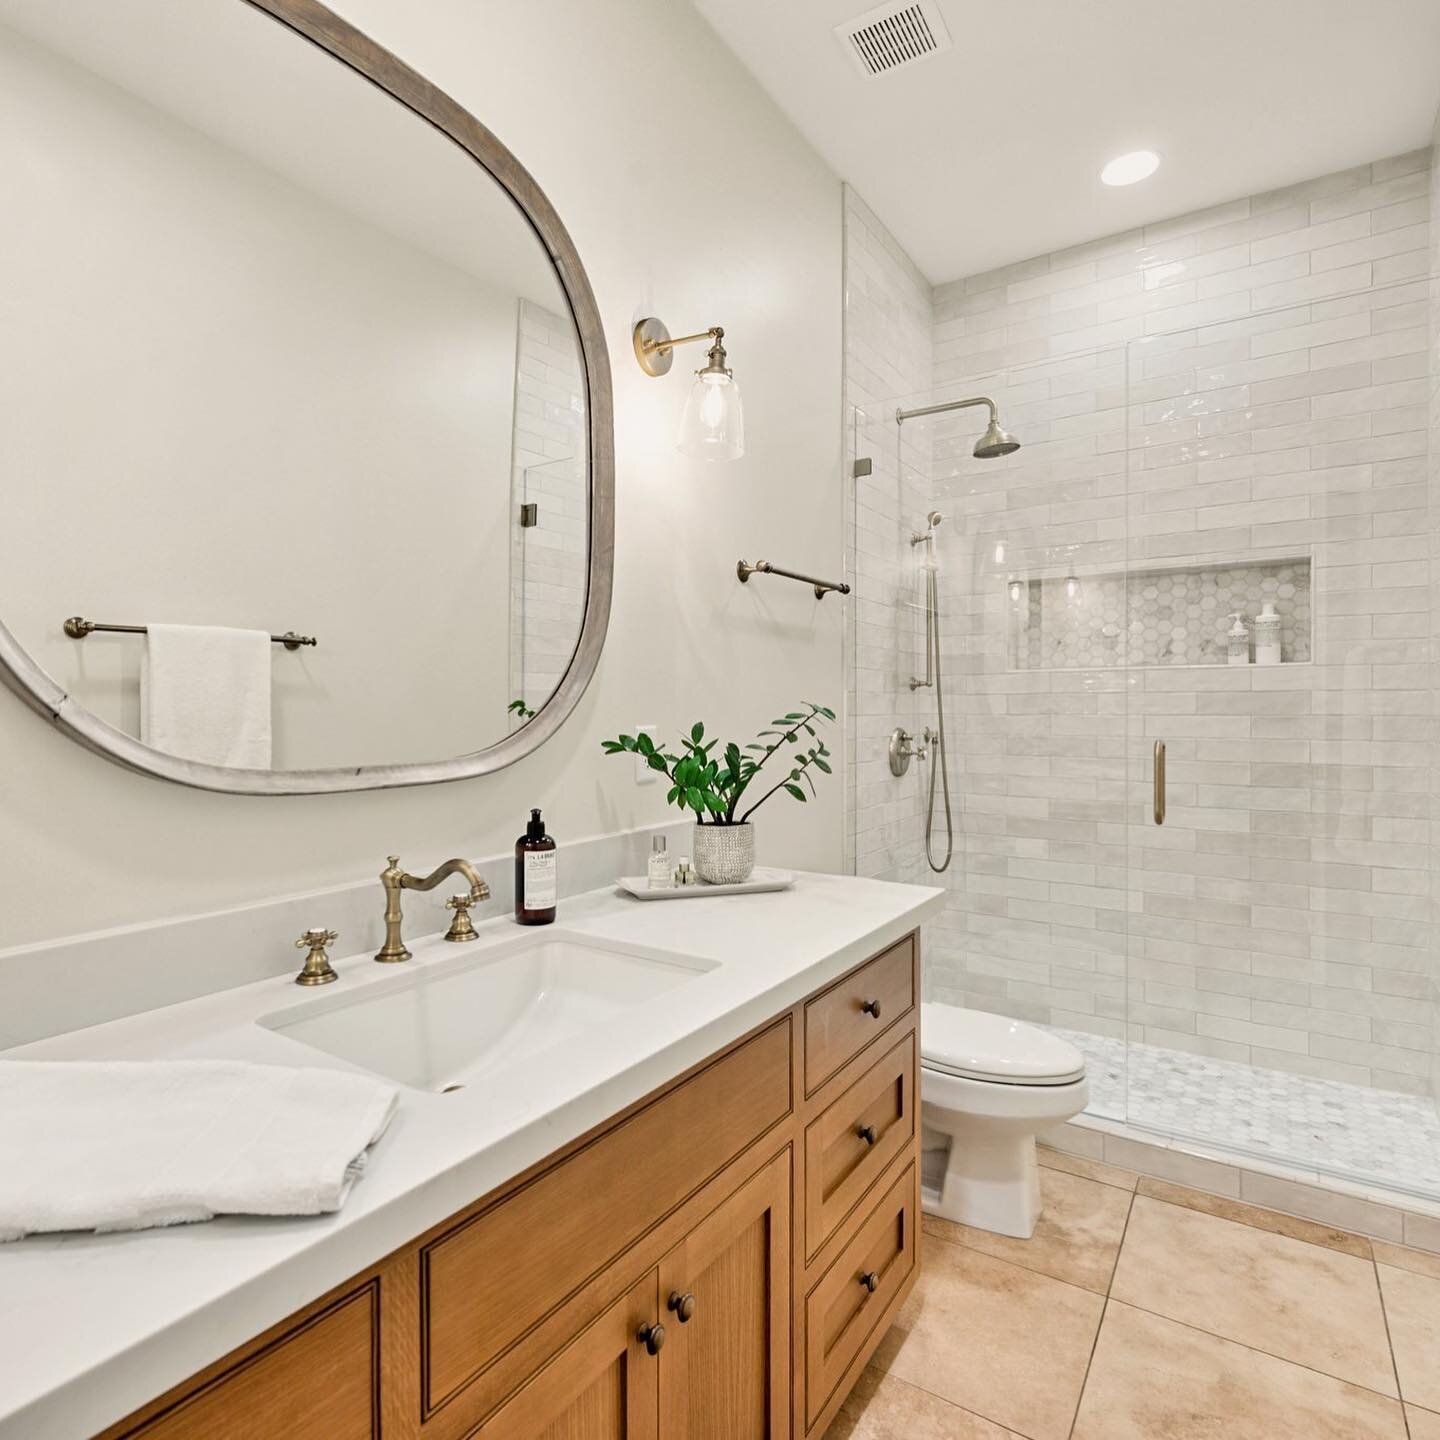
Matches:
[[920, 1002, 1089, 1239]]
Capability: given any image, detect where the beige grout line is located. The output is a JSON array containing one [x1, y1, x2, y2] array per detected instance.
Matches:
[[1066, 1187, 1138, 1439], [1374, 1257, 1412, 1439], [1103, 1295, 1410, 1409]]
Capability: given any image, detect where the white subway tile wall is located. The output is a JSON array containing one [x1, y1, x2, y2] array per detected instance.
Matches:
[[845, 153, 1439, 1119], [508, 299, 587, 722], [843, 186, 933, 882]]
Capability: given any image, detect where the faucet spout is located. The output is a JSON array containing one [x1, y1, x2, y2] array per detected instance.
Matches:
[[376, 855, 491, 963]]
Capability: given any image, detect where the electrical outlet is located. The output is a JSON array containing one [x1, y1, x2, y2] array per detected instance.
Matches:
[[634, 724, 658, 784]]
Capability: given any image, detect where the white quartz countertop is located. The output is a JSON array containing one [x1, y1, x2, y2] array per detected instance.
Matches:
[[0, 870, 942, 1439]]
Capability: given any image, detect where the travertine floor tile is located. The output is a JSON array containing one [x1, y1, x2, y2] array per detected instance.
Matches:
[[925, 1167, 1132, 1292], [1072, 1302, 1407, 1440], [1037, 1146, 1138, 1192], [1136, 1176, 1372, 1258], [1407, 1407, 1440, 1440], [1378, 1263, 1440, 1411], [1111, 1196, 1394, 1394], [871, 1237, 1103, 1440], [824, 1367, 1019, 1439], [1373, 1238, 1440, 1281]]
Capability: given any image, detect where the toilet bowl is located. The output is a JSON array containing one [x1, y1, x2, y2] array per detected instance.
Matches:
[[919, 1002, 1088, 1239]]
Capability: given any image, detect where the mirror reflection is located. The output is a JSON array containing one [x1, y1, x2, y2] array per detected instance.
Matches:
[[0, 0, 589, 770]]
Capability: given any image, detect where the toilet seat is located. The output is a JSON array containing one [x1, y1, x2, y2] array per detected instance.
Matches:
[[920, 1003, 1085, 1086]]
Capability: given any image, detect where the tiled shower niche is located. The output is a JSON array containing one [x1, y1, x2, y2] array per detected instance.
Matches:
[[1009, 556, 1311, 671]]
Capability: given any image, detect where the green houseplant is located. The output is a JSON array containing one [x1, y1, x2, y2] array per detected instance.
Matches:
[[602, 701, 835, 883]]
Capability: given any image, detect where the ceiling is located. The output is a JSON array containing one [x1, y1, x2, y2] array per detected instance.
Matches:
[[694, 0, 1440, 284]]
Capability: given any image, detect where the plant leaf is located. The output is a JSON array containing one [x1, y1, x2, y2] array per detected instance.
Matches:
[[784, 783, 806, 802], [691, 721, 704, 744]]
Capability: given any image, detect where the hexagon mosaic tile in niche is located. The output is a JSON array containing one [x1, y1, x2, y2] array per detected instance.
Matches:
[[1010, 558, 1311, 670]]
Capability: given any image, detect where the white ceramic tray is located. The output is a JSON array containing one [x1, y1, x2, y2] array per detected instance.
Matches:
[[616, 867, 795, 901]]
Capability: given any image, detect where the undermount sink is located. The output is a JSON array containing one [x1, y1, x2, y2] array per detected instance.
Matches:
[[258, 929, 715, 1092]]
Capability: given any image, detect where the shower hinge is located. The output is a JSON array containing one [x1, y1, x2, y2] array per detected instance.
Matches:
[[853, 456, 873, 478], [519, 502, 538, 527]]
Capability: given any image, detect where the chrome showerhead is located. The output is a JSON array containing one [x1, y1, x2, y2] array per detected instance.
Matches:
[[927, 511, 943, 528], [973, 416, 1020, 459]]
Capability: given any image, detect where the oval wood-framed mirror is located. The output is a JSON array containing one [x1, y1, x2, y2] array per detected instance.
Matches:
[[0, 0, 614, 794]]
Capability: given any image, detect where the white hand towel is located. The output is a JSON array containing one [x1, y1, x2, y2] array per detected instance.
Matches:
[[141, 623, 273, 768], [0, 1060, 398, 1241]]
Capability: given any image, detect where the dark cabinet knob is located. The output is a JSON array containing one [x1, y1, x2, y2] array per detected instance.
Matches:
[[860, 998, 881, 1019], [859, 1271, 880, 1294], [667, 1290, 697, 1323], [857, 1124, 878, 1146], [638, 1321, 666, 1355]]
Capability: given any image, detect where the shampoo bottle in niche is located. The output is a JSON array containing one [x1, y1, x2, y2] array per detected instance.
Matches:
[[515, 808, 556, 925], [1254, 602, 1282, 665], [1227, 612, 1251, 666]]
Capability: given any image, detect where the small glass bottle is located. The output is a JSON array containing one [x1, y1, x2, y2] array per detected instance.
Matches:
[[648, 835, 672, 889], [1227, 612, 1250, 667], [515, 808, 557, 925]]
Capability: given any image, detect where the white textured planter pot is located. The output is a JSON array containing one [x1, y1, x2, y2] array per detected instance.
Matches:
[[692, 822, 755, 885]]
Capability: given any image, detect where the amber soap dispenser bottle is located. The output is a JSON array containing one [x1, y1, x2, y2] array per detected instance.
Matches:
[[515, 808, 557, 925]]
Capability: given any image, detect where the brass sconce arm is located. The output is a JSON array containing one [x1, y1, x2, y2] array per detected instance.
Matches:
[[633, 318, 727, 377]]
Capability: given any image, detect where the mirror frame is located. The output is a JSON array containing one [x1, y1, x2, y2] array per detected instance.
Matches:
[[0, 0, 614, 795]]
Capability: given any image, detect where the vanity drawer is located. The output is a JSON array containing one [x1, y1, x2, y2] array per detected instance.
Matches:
[[804, 1162, 917, 1430], [803, 936, 914, 1095], [112, 1282, 378, 1440], [804, 1031, 915, 1261], [422, 1018, 792, 1416]]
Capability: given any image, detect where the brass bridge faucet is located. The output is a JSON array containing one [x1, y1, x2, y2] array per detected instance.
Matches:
[[376, 855, 490, 963]]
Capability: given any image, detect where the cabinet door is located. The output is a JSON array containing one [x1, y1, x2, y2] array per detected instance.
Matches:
[[472, 1274, 661, 1440], [658, 1148, 792, 1440]]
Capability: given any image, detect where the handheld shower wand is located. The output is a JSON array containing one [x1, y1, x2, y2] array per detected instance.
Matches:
[[910, 513, 953, 873]]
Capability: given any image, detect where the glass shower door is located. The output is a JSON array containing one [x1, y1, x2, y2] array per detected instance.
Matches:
[[1123, 283, 1440, 1200]]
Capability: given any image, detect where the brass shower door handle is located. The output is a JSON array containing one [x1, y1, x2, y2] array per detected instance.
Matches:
[[1153, 740, 1166, 826]]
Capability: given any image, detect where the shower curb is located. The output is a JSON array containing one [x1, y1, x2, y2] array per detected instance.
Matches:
[[1044, 1113, 1440, 1257]]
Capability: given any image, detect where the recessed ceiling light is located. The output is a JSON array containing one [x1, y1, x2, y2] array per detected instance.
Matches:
[[1101, 150, 1160, 187]]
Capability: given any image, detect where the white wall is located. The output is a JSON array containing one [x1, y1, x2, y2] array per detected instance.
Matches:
[[1, 22, 532, 768], [0, 0, 845, 947]]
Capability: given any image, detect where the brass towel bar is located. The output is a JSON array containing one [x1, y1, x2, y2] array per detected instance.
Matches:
[[63, 617, 317, 650], [736, 559, 850, 600]]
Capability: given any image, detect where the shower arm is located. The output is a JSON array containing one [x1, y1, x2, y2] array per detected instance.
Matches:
[[895, 394, 998, 426]]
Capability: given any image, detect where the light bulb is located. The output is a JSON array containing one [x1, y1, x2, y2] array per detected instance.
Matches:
[[1009, 580, 1024, 603], [994, 540, 1006, 565], [1065, 575, 1081, 600], [679, 370, 744, 461]]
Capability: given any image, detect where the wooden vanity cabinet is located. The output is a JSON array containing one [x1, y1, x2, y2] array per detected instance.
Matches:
[[97, 932, 921, 1440]]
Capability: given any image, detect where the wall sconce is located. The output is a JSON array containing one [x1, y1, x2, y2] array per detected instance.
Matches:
[[633, 317, 744, 461]]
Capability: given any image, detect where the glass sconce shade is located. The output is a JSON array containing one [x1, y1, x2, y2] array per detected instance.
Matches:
[[679, 369, 744, 460]]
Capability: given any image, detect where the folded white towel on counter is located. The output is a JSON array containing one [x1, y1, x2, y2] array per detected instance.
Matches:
[[141, 623, 273, 768], [0, 1060, 398, 1241]]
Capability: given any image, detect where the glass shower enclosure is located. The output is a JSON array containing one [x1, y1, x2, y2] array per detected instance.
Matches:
[[846, 278, 1440, 1203]]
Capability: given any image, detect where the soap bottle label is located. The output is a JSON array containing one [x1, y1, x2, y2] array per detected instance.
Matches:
[[524, 850, 557, 909]]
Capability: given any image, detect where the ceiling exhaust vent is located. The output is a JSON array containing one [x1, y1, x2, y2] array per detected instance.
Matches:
[[833, 1, 952, 78]]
